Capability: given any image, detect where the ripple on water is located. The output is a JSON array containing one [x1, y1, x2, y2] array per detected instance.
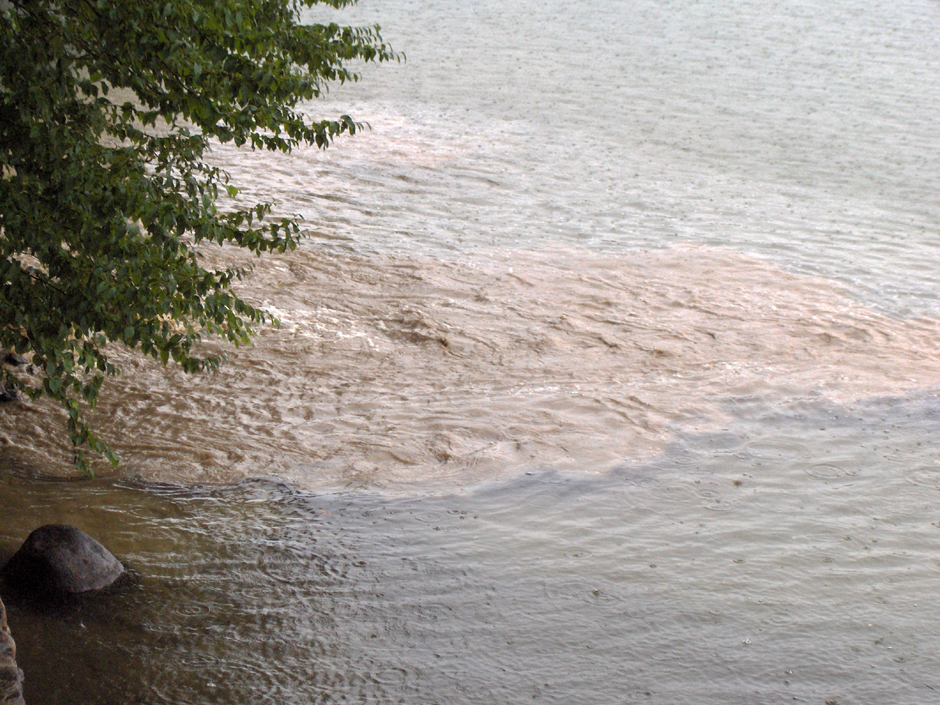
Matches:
[[700, 497, 738, 513], [743, 439, 814, 462], [689, 482, 739, 512], [903, 466, 940, 488], [367, 666, 410, 687], [804, 463, 860, 481]]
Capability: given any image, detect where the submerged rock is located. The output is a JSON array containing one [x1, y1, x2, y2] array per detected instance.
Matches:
[[2, 525, 124, 597], [0, 597, 25, 705]]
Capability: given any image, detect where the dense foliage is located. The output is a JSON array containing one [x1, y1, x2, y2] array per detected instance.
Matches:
[[0, 0, 396, 470]]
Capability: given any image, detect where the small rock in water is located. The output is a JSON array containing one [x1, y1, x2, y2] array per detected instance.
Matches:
[[2, 525, 124, 597]]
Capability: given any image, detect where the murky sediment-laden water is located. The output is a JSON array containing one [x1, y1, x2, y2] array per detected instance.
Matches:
[[5, 398, 940, 704], [3, 0, 940, 702]]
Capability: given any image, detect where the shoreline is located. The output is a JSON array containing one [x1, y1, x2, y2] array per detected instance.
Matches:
[[0, 596, 24, 705]]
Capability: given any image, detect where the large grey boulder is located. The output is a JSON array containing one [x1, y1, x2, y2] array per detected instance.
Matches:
[[0, 597, 25, 705], [2, 525, 123, 597]]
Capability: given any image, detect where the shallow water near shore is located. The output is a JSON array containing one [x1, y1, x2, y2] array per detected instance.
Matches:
[[4, 394, 940, 704], [3, 0, 940, 701]]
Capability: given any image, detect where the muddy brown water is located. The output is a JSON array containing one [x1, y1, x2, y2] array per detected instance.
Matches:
[[3, 0, 940, 702]]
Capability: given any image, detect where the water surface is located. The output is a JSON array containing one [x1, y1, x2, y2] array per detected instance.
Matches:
[[2, 0, 940, 702], [5, 395, 940, 704]]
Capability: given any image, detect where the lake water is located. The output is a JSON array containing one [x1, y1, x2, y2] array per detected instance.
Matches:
[[3, 0, 940, 703]]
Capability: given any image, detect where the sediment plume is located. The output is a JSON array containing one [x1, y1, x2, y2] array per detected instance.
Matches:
[[0, 245, 938, 491]]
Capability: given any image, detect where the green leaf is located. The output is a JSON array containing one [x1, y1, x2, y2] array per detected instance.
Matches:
[[0, 0, 400, 472]]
